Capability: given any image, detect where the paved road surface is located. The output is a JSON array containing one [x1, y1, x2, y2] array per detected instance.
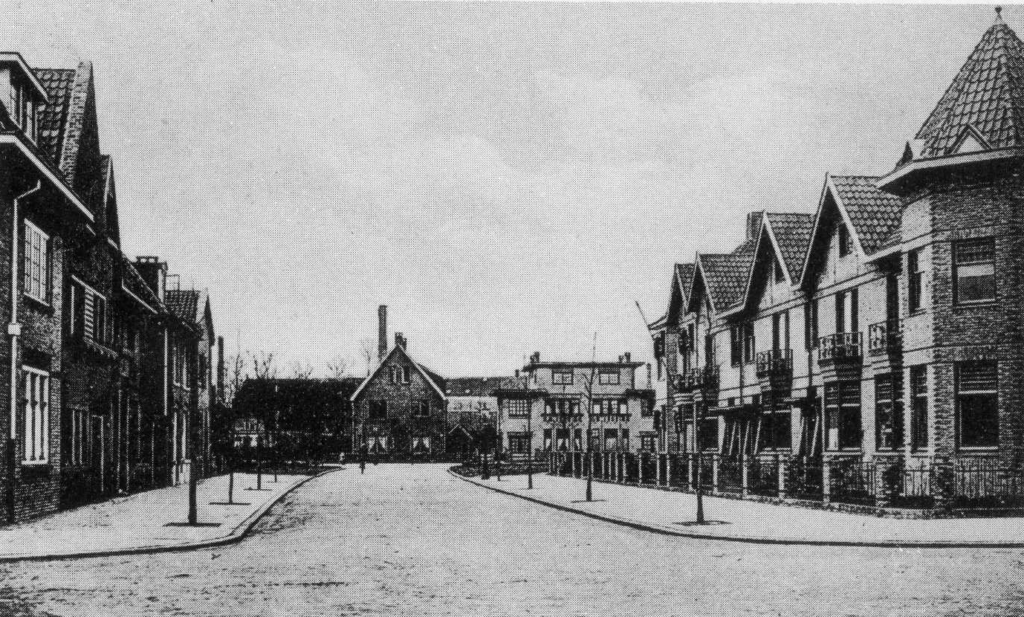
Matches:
[[1, 464, 1022, 616]]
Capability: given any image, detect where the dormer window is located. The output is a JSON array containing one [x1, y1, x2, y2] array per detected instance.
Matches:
[[8, 77, 37, 143]]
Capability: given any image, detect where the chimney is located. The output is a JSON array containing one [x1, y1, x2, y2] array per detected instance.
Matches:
[[624, 352, 631, 363], [135, 256, 167, 302], [378, 305, 387, 361], [395, 332, 406, 350], [746, 211, 763, 241]]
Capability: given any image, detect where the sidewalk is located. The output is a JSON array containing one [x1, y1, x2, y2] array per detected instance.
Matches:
[[0, 471, 323, 562], [456, 471, 1024, 547]]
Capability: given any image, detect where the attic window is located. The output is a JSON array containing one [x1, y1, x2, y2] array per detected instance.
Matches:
[[838, 224, 852, 257], [8, 77, 37, 143]]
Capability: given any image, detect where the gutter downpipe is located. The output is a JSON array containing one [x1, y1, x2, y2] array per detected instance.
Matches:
[[7, 180, 41, 523]]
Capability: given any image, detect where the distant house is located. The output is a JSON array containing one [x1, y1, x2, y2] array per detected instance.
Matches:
[[350, 309, 448, 455], [445, 376, 516, 455], [232, 377, 362, 460]]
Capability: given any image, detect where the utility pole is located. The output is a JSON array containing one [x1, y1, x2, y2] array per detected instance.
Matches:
[[188, 334, 199, 526]]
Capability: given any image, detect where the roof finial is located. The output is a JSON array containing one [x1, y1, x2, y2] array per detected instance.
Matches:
[[996, 6, 1004, 23]]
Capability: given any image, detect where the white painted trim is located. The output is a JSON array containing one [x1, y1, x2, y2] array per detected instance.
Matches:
[[69, 274, 104, 298], [120, 282, 157, 314], [350, 345, 448, 402], [0, 53, 49, 101], [0, 134, 92, 221], [876, 148, 1024, 192]]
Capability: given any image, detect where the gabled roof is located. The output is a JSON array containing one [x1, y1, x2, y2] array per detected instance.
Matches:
[[33, 68, 75, 164], [913, 12, 1024, 160], [764, 212, 814, 280], [727, 211, 814, 315], [666, 262, 694, 324], [350, 345, 447, 402], [692, 239, 755, 313], [165, 289, 200, 323], [799, 173, 903, 286], [830, 176, 902, 255]]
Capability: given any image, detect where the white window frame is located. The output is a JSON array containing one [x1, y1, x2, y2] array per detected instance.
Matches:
[[598, 370, 620, 386], [22, 366, 49, 464], [552, 370, 573, 386], [23, 219, 50, 304]]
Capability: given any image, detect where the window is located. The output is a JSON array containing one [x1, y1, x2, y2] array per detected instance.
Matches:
[[742, 322, 755, 363], [592, 399, 626, 416], [804, 300, 818, 351], [23, 221, 50, 303], [730, 325, 741, 366], [69, 280, 85, 337], [505, 399, 531, 418], [604, 428, 619, 451], [698, 417, 718, 451], [908, 250, 923, 312], [757, 412, 791, 451], [22, 367, 49, 463], [545, 398, 578, 418], [411, 436, 430, 454], [954, 238, 996, 304], [598, 370, 620, 385], [640, 434, 657, 452], [838, 223, 852, 257], [552, 370, 573, 385], [825, 381, 861, 450], [402, 366, 411, 384], [542, 428, 552, 451], [957, 361, 998, 448], [588, 428, 601, 451], [508, 433, 530, 454], [95, 295, 109, 345], [875, 373, 904, 451], [910, 366, 928, 451], [369, 400, 387, 420], [619, 429, 629, 450], [414, 400, 430, 417], [63, 407, 88, 466]]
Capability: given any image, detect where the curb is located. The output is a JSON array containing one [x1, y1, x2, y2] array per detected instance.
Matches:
[[449, 470, 1024, 549], [0, 469, 336, 564]]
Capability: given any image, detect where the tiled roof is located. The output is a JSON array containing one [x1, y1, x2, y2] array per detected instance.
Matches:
[[674, 263, 695, 303], [700, 239, 755, 310], [165, 289, 200, 323], [33, 68, 76, 165], [830, 175, 903, 254], [765, 212, 814, 279], [445, 376, 519, 397], [915, 16, 1024, 158]]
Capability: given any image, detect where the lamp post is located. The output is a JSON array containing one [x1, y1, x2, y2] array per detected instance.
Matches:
[[693, 397, 705, 524], [526, 396, 534, 490]]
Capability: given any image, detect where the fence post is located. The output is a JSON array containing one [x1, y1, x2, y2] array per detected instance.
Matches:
[[778, 454, 787, 499], [638, 453, 644, 485], [688, 453, 695, 491], [741, 455, 750, 498], [666, 454, 673, 487], [874, 458, 894, 508], [822, 459, 831, 505], [656, 453, 662, 485], [712, 453, 720, 495], [932, 456, 955, 512]]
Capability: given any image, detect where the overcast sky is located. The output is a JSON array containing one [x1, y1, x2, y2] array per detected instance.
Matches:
[[0, 2, 1001, 378]]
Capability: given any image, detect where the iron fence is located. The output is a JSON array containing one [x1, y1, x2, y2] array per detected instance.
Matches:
[[828, 458, 875, 505]]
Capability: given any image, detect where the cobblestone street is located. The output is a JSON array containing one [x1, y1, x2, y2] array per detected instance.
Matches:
[[1, 465, 1023, 616]]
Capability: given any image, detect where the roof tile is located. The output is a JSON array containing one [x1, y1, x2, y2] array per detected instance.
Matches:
[[830, 175, 903, 255]]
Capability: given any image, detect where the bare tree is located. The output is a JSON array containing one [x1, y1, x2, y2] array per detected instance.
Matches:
[[222, 352, 248, 407], [326, 355, 350, 379], [580, 333, 599, 502], [359, 337, 376, 376], [250, 351, 279, 381], [291, 361, 315, 380]]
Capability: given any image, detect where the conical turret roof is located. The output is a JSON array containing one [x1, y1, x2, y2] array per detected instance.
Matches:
[[914, 10, 1024, 159]]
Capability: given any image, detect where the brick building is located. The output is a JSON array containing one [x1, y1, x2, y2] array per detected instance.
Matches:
[[657, 12, 1024, 508], [0, 54, 216, 523]]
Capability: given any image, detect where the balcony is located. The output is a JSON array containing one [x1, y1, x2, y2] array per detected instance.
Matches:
[[684, 364, 720, 395], [817, 332, 863, 366], [868, 319, 902, 356], [755, 349, 793, 378], [541, 413, 584, 424]]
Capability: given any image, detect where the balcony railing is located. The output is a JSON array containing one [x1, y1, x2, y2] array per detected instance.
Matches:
[[686, 365, 720, 392], [541, 413, 584, 424], [755, 349, 793, 378], [817, 332, 862, 363], [868, 319, 902, 356]]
